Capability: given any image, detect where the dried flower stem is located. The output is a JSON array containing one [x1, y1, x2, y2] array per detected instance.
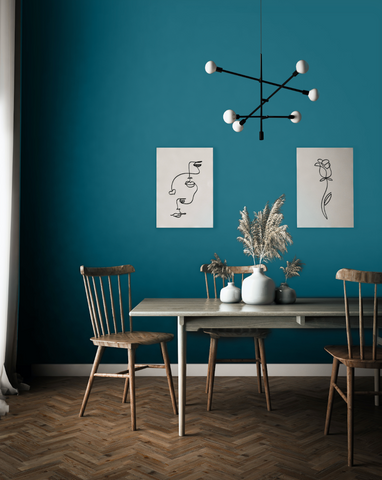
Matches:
[[280, 256, 304, 283], [207, 253, 232, 281]]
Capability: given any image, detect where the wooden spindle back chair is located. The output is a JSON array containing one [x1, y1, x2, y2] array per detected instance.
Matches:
[[79, 264, 177, 431], [82, 265, 134, 337], [324, 268, 382, 466], [200, 264, 271, 412]]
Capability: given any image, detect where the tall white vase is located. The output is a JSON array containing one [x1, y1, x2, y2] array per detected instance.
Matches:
[[242, 266, 275, 305]]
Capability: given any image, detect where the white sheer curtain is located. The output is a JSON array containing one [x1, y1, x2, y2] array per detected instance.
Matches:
[[0, 0, 26, 416]]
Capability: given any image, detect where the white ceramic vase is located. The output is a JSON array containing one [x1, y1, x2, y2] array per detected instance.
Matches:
[[220, 282, 241, 303], [242, 266, 275, 305]]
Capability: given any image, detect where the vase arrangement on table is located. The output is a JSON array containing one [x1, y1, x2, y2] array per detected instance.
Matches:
[[205, 195, 305, 306], [275, 257, 304, 304], [237, 194, 292, 305]]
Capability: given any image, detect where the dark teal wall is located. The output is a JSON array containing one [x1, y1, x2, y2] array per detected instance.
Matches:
[[18, 0, 382, 369]]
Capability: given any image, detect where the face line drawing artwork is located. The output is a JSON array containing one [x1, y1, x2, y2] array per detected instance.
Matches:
[[169, 160, 202, 218], [314, 158, 333, 220]]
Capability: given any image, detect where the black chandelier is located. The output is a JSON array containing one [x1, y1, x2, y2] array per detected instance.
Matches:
[[205, 0, 319, 140]]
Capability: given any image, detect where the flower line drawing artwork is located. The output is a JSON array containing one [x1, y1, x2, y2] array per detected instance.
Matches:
[[297, 148, 352, 228], [169, 160, 202, 218], [314, 158, 333, 219]]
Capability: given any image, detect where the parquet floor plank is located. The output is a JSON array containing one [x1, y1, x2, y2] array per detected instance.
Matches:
[[1, 376, 382, 479]]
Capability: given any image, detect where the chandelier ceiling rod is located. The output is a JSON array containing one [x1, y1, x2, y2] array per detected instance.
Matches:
[[205, 0, 319, 140]]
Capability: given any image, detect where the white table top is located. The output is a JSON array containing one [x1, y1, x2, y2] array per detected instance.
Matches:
[[130, 297, 379, 317]]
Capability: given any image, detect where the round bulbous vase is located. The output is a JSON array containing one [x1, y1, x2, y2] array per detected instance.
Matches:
[[275, 283, 296, 304], [220, 281, 241, 303], [242, 266, 275, 305]]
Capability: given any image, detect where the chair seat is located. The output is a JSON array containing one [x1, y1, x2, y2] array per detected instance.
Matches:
[[324, 345, 382, 369], [91, 331, 174, 348], [203, 328, 269, 339]]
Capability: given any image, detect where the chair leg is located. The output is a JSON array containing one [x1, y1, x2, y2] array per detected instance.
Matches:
[[207, 337, 218, 411], [258, 338, 271, 411], [79, 345, 105, 417], [161, 341, 178, 415], [374, 368, 380, 407], [324, 357, 339, 435], [347, 366, 354, 467], [254, 338, 262, 394], [128, 346, 137, 431], [122, 351, 129, 404], [206, 338, 214, 394]]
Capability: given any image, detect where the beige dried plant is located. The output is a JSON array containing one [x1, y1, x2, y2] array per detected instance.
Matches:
[[281, 257, 304, 283], [207, 253, 232, 281], [237, 194, 292, 265]]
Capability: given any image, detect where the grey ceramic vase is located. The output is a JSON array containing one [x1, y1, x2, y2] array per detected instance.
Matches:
[[275, 283, 296, 304]]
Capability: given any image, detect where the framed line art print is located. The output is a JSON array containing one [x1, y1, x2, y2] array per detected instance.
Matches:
[[297, 148, 353, 228], [156, 147, 213, 228]]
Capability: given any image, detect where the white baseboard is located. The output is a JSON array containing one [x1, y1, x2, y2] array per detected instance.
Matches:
[[31, 364, 379, 377]]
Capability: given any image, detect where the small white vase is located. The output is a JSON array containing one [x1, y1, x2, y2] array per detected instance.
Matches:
[[220, 282, 241, 303], [242, 266, 275, 305]]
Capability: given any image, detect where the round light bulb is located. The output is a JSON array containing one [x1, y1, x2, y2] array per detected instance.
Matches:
[[232, 120, 244, 132], [308, 88, 319, 101], [296, 60, 309, 74], [223, 109, 236, 124], [290, 111, 302, 124], [205, 61, 217, 74]]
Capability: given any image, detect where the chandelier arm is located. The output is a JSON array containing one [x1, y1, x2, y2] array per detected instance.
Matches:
[[262, 74, 309, 94], [242, 115, 294, 119], [264, 115, 294, 119], [265, 72, 300, 101], [219, 68, 308, 95], [219, 68, 261, 82]]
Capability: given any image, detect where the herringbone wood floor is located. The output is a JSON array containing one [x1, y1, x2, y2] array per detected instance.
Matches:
[[1, 376, 381, 479]]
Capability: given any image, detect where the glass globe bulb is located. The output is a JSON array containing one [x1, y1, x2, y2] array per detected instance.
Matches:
[[296, 60, 309, 74], [232, 121, 244, 132], [205, 61, 217, 74], [308, 88, 319, 101], [290, 111, 302, 124], [223, 109, 236, 124]]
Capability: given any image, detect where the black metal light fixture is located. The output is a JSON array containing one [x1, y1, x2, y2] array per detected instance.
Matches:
[[205, 0, 319, 140]]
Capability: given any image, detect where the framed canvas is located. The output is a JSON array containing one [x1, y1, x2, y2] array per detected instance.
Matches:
[[297, 148, 353, 228], [156, 147, 213, 228]]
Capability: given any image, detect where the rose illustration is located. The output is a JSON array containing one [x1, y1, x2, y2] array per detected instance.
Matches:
[[314, 158, 333, 220]]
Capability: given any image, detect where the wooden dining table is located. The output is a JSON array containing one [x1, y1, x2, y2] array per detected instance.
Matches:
[[129, 297, 382, 436]]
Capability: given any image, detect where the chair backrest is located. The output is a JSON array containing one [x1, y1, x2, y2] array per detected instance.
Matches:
[[80, 264, 135, 337], [336, 268, 382, 360], [200, 264, 267, 299]]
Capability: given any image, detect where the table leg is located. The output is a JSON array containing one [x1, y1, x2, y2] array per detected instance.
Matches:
[[178, 316, 186, 436]]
